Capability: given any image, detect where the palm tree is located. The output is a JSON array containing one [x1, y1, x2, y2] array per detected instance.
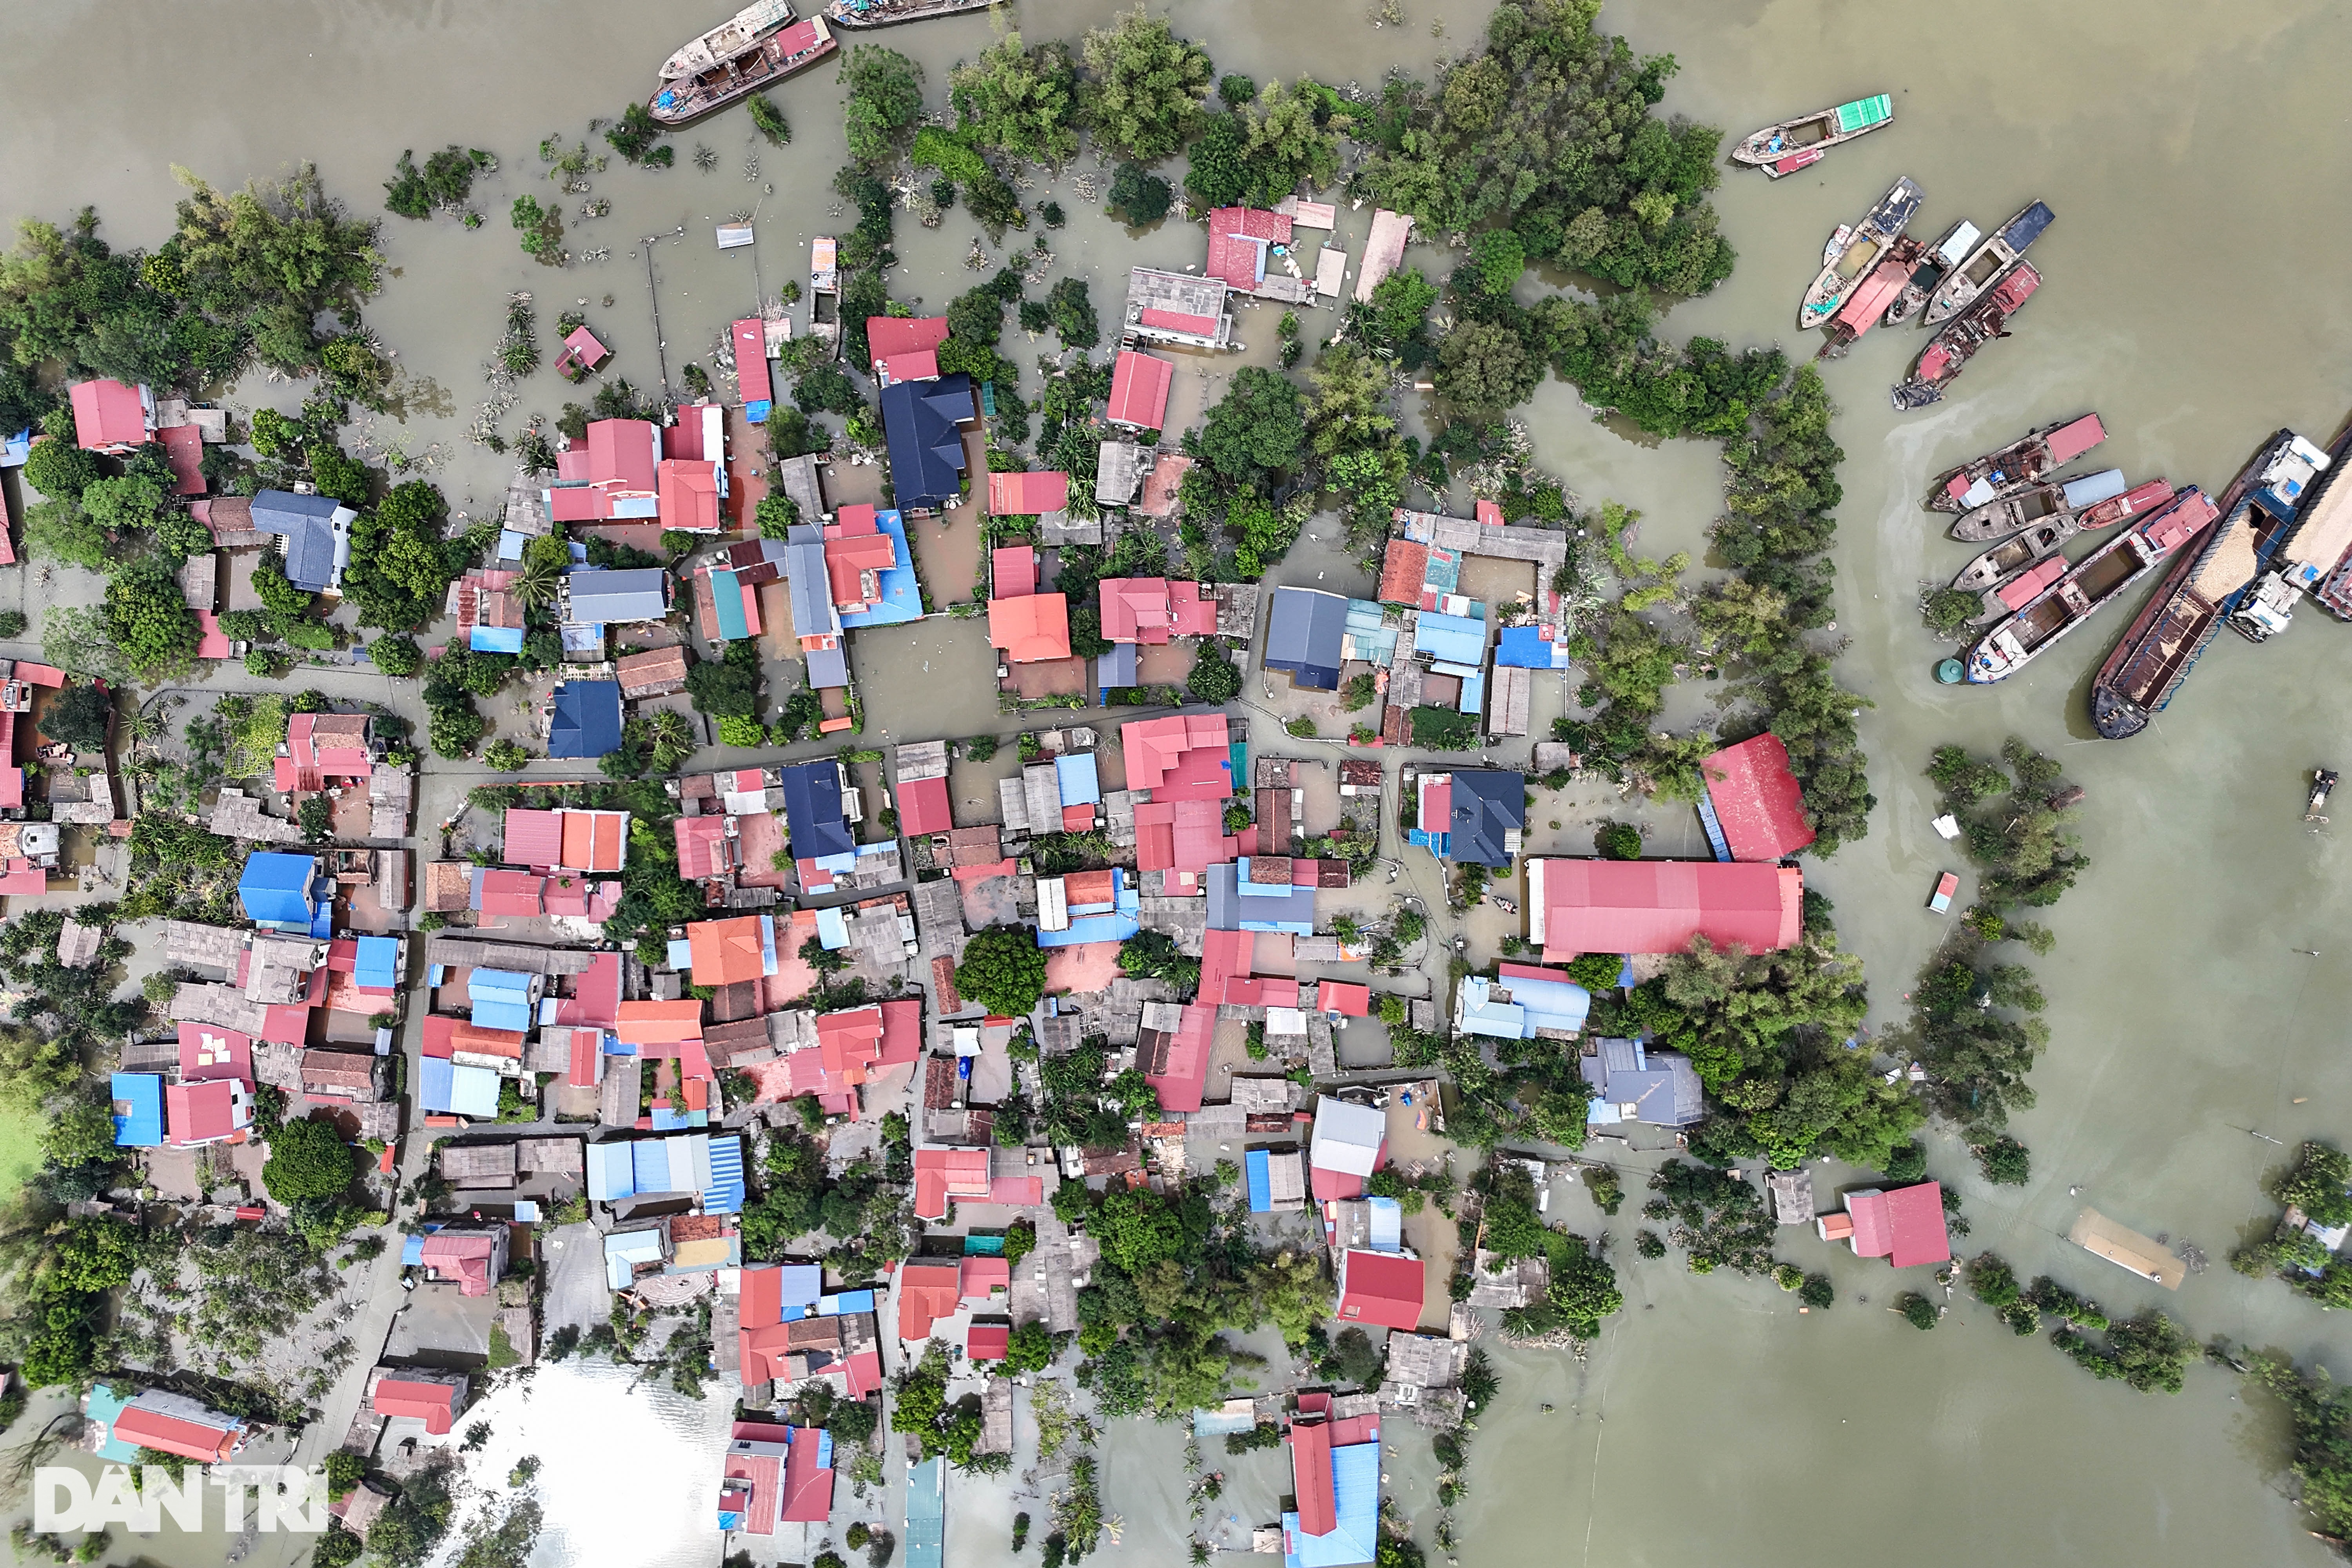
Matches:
[[514, 553, 563, 611], [648, 710, 695, 771]]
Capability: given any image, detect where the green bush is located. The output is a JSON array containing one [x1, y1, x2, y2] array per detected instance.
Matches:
[[1595, 821, 1643, 860]]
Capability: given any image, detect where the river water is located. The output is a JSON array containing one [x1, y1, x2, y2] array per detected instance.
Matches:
[[8, 0, 2352, 1564]]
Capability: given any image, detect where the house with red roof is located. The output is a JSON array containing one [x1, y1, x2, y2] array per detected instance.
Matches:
[[1699, 733, 1817, 862], [1139, 1001, 1216, 1112], [1529, 858, 1804, 960], [92, 1387, 247, 1464], [675, 814, 739, 883], [501, 807, 565, 869], [895, 1256, 964, 1341], [719, 1421, 836, 1534], [1842, 1182, 1952, 1269], [368, 1367, 468, 1436], [1133, 797, 1238, 890], [554, 325, 609, 381], [1106, 350, 1174, 430], [781, 998, 924, 1116], [418, 1227, 507, 1296], [559, 809, 630, 875], [548, 418, 663, 522], [275, 713, 378, 792], [1121, 713, 1234, 800], [735, 1264, 884, 1400], [1335, 1247, 1425, 1331], [892, 740, 954, 837], [1315, 981, 1371, 1018], [1308, 1097, 1386, 1201], [165, 1078, 252, 1148], [1099, 578, 1219, 644], [988, 593, 1071, 664], [68, 379, 156, 453], [1123, 266, 1234, 350], [988, 470, 1070, 517], [688, 914, 778, 988], [991, 544, 1038, 598], [867, 315, 950, 379], [1204, 208, 1296, 293]]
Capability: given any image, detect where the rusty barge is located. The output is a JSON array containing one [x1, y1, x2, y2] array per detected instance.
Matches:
[[1892, 262, 2041, 411], [1965, 487, 2220, 684], [1929, 413, 2106, 513], [648, 2, 836, 126]]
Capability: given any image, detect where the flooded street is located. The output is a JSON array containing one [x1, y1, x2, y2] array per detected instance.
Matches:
[[7, 0, 2352, 1564]]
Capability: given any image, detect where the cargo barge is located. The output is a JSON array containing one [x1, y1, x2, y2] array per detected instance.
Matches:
[[648, 2, 835, 126], [1965, 486, 2219, 684], [2230, 434, 2350, 641], [1922, 200, 2053, 327], [1929, 412, 2105, 513]]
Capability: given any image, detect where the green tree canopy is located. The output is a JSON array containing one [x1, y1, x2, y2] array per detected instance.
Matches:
[[951, 34, 1080, 165], [263, 1114, 357, 1203], [103, 560, 200, 679], [1198, 367, 1302, 485], [955, 926, 1048, 1018], [342, 479, 457, 630], [842, 48, 927, 166], [1079, 7, 1214, 162]]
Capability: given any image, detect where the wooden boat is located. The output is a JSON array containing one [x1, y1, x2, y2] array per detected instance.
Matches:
[[1973, 555, 2067, 626], [1952, 522, 2072, 593], [1798, 178, 1922, 331], [1890, 263, 2040, 411], [1965, 487, 2219, 684], [1923, 201, 2053, 326], [649, 4, 835, 125], [2087, 433, 2299, 739], [808, 235, 841, 358], [1951, 468, 2127, 542], [1817, 236, 1927, 358], [1733, 94, 1895, 175], [1885, 220, 1978, 328], [1927, 872, 1958, 914], [826, 0, 1000, 27], [1929, 412, 2105, 513]]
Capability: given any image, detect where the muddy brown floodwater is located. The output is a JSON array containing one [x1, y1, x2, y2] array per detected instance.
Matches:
[[7, 0, 2352, 1564]]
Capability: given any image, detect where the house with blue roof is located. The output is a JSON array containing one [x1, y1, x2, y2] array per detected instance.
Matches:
[[355, 935, 401, 991], [1054, 752, 1101, 807], [1282, 1425, 1381, 1568], [880, 373, 976, 514], [419, 1056, 501, 1119], [239, 852, 322, 933], [1206, 860, 1316, 935], [548, 681, 624, 759], [111, 1072, 164, 1147], [1455, 963, 1591, 1041], [585, 1132, 745, 1214], [251, 490, 356, 595], [779, 761, 855, 862], [836, 510, 923, 628], [468, 969, 540, 1034], [1264, 586, 1350, 690], [1495, 623, 1571, 670]]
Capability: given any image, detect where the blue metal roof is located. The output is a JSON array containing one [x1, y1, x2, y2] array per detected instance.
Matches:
[[470, 624, 525, 655], [1265, 586, 1349, 690], [1036, 912, 1141, 947], [779, 760, 854, 861], [710, 567, 750, 641], [1055, 752, 1101, 805], [111, 1072, 164, 1147], [1245, 1148, 1272, 1213], [1494, 624, 1558, 668], [586, 1141, 635, 1201], [837, 510, 923, 628], [814, 906, 850, 949], [548, 681, 624, 759], [1446, 770, 1523, 867], [904, 1457, 945, 1568], [239, 852, 317, 927], [355, 936, 400, 990], [1412, 608, 1489, 668], [880, 375, 974, 513], [250, 490, 351, 593], [1096, 642, 1138, 689], [471, 998, 534, 1034]]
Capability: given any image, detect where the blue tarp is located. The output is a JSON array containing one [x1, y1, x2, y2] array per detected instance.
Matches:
[[837, 510, 923, 628], [355, 936, 400, 990], [1494, 624, 1557, 668], [470, 624, 526, 654], [110, 1072, 164, 1147], [710, 567, 750, 642], [1245, 1148, 1272, 1213]]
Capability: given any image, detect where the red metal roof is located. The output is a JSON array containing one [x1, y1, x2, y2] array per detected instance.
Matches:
[[1316, 981, 1371, 1017], [1132, 797, 1236, 875], [779, 1426, 834, 1522], [659, 459, 722, 532], [69, 379, 148, 450], [166, 1080, 243, 1145], [960, 1255, 1010, 1297], [1121, 713, 1232, 799], [989, 470, 1070, 517], [879, 349, 939, 385], [160, 423, 205, 495], [561, 809, 629, 873], [616, 998, 706, 1045], [866, 316, 949, 372], [967, 1322, 1010, 1361], [1700, 733, 1816, 862], [732, 319, 771, 405], [1995, 556, 2067, 611], [1139, 307, 1219, 337], [475, 869, 544, 917], [178, 1020, 253, 1083], [110, 1404, 240, 1463], [1289, 1419, 1336, 1535], [897, 775, 953, 836], [1884, 1182, 1952, 1268], [1107, 350, 1174, 429], [1337, 1248, 1425, 1330], [503, 808, 566, 869], [991, 544, 1038, 598], [585, 418, 659, 492], [1539, 860, 1802, 958], [987, 593, 1071, 663], [1143, 1002, 1216, 1112], [2044, 413, 2106, 465], [373, 1377, 460, 1434]]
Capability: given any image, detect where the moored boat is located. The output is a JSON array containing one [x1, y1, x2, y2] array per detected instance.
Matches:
[[2087, 432, 2299, 739], [2230, 435, 2347, 641], [649, 4, 835, 125], [808, 235, 841, 358], [1951, 468, 2128, 543], [1817, 236, 1927, 358], [826, 0, 1001, 27], [1966, 486, 2220, 683], [1734, 94, 1895, 174], [1974, 555, 2068, 626], [1798, 178, 1924, 331], [1885, 220, 1979, 328], [2308, 768, 2338, 822], [1928, 872, 1958, 913], [1929, 412, 2105, 513], [1952, 521, 2071, 593], [1891, 262, 2040, 411], [1922, 200, 2054, 326]]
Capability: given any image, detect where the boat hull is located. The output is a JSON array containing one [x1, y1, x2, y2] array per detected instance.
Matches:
[[825, 0, 1000, 27], [1734, 95, 1893, 167], [648, 13, 835, 125], [1967, 488, 2218, 683], [1953, 521, 2071, 592], [1951, 484, 2073, 543], [1924, 200, 2053, 325], [1928, 412, 2105, 513], [1893, 262, 2042, 411]]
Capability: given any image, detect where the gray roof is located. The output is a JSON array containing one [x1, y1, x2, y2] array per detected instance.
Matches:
[[774, 454, 826, 528], [565, 568, 670, 624], [1204, 862, 1317, 932], [1096, 643, 1138, 688], [1264, 586, 1348, 690], [250, 490, 353, 593], [783, 535, 834, 641], [1446, 770, 1524, 867], [1581, 1038, 1705, 1126]]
